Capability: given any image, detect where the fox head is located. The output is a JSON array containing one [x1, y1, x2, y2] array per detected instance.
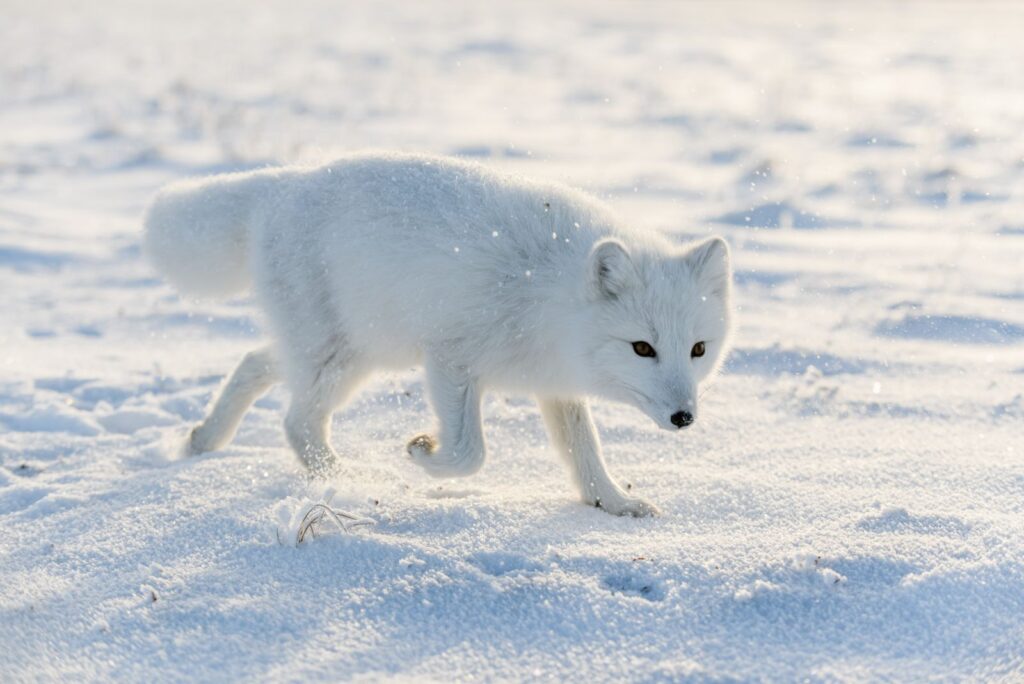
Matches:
[[578, 235, 733, 431]]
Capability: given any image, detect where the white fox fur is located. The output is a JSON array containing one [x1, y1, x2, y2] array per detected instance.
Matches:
[[143, 152, 733, 516]]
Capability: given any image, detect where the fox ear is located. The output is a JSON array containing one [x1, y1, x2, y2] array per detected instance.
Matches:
[[685, 236, 731, 299], [589, 238, 637, 300]]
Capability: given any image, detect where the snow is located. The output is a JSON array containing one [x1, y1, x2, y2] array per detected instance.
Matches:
[[2, 0, 1023, 680]]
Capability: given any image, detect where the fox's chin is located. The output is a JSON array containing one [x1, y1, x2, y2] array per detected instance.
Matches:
[[613, 395, 691, 432], [643, 410, 683, 432]]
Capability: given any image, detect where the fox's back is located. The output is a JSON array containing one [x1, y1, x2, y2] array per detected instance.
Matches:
[[275, 153, 613, 256]]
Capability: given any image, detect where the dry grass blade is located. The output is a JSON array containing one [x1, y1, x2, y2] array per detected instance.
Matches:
[[296, 503, 375, 544]]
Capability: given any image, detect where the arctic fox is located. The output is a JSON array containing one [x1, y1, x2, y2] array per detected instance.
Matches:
[[144, 153, 733, 517]]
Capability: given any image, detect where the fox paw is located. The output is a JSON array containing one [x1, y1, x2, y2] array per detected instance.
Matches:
[[185, 425, 215, 456], [406, 434, 438, 458], [406, 434, 484, 478], [592, 494, 660, 518]]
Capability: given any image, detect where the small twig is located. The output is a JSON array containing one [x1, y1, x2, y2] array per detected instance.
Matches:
[[296, 503, 375, 544]]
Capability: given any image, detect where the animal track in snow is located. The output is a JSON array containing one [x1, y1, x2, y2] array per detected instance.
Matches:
[[602, 573, 666, 602], [470, 551, 545, 577]]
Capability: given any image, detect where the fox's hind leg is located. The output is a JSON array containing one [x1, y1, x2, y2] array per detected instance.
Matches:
[[283, 346, 367, 477], [539, 397, 658, 517], [188, 346, 279, 455], [407, 357, 486, 478]]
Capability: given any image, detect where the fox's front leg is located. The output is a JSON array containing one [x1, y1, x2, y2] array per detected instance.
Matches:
[[539, 397, 659, 517], [407, 358, 486, 478]]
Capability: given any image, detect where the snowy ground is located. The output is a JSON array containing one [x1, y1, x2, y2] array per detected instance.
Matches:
[[2, 1, 1024, 680]]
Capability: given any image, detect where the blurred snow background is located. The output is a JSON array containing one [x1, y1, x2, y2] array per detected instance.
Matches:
[[2, 0, 1023, 680]]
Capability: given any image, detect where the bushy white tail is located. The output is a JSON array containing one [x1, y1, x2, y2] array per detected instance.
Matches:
[[143, 170, 275, 298]]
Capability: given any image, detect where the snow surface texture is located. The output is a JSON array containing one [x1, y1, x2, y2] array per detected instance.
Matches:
[[2, 1, 1023, 681]]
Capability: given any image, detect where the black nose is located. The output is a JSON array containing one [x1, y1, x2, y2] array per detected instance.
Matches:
[[670, 411, 693, 428]]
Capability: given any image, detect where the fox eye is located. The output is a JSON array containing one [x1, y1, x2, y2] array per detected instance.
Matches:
[[691, 341, 706, 358], [632, 341, 657, 358]]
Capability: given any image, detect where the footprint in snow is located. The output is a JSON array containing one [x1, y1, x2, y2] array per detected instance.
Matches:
[[470, 551, 545, 577], [602, 573, 666, 602]]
